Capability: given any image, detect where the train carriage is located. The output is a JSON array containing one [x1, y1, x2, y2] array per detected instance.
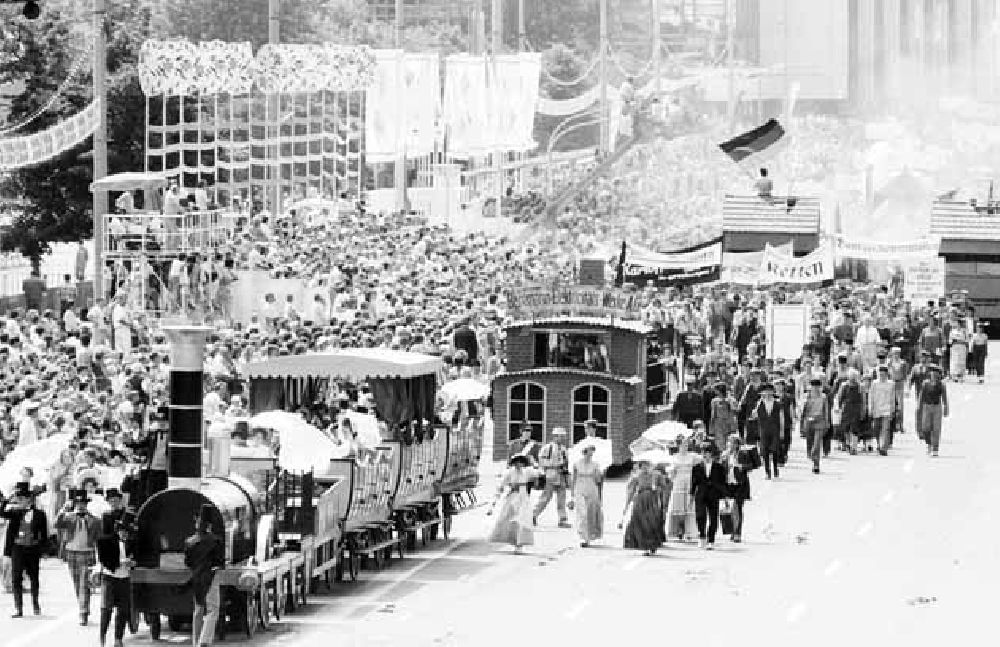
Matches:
[[129, 334, 484, 641]]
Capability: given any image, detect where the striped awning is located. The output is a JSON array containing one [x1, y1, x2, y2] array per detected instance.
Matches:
[[243, 348, 443, 380], [931, 200, 1000, 241], [722, 194, 821, 234]]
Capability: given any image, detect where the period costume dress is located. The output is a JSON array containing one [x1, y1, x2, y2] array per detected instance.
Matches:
[[665, 450, 699, 539], [949, 328, 968, 380], [623, 470, 667, 552], [488, 467, 537, 547], [571, 458, 604, 544]]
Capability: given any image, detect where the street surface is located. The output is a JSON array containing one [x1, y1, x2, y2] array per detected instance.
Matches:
[[3, 351, 996, 647]]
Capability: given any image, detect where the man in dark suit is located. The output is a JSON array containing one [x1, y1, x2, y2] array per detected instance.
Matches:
[[672, 377, 703, 428], [185, 505, 225, 647], [507, 423, 541, 466], [690, 444, 728, 550], [1, 482, 48, 617]]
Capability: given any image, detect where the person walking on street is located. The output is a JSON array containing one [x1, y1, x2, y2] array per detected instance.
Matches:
[[56, 489, 101, 626], [621, 459, 667, 556], [96, 515, 134, 647], [888, 347, 909, 432], [533, 427, 571, 528], [1, 482, 47, 618], [834, 369, 864, 455], [909, 351, 933, 442], [690, 444, 727, 550], [569, 444, 604, 547], [799, 378, 831, 474], [185, 505, 225, 647], [753, 383, 787, 479], [869, 365, 895, 455], [970, 324, 988, 383], [918, 365, 949, 457], [721, 435, 751, 542]]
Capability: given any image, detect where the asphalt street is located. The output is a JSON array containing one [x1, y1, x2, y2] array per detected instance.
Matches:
[[3, 352, 995, 647]]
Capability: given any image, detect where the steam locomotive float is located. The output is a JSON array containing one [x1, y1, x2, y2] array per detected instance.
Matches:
[[129, 331, 483, 640]]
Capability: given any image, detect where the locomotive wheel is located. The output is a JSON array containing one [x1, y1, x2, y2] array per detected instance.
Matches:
[[271, 581, 282, 621], [167, 615, 185, 632], [147, 614, 161, 640], [244, 591, 259, 637], [259, 584, 271, 630]]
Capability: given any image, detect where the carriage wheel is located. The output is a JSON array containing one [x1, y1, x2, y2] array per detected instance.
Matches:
[[271, 581, 282, 621], [284, 573, 297, 613], [298, 569, 309, 607], [258, 584, 271, 630], [348, 550, 361, 582], [146, 614, 161, 640], [244, 591, 259, 638]]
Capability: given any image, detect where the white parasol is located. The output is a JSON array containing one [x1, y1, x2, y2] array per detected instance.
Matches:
[[337, 411, 383, 451], [629, 420, 691, 456], [0, 433, 74, 495], [568, 437, 614, 472], [440, 378, 490, 402], [249, 411, 347, 472]]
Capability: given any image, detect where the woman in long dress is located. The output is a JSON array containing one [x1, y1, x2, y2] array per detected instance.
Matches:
[[666, 434, 700, 541], [621, 460, 667, 556], [949, 323, 968, 381], [570, 445, 604, 547], [487, 455, 537, 552]]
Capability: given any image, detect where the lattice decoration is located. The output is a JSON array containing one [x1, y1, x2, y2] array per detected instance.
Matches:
[[253, 44, 376, 94], [0, 100, 101, 170]]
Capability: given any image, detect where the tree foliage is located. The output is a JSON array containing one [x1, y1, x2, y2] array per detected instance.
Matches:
[[0, 1, 151, 268], [534, 44, 599, 153]]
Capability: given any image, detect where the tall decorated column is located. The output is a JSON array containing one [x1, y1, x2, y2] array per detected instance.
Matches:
[[163, 326, 212, 490]]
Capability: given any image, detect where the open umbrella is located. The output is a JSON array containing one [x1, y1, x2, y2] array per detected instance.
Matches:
[[440, 378, 490, 402], [569, 437, 614, 472], [0, 433, 73, 494], [249, 411, 347, 472]]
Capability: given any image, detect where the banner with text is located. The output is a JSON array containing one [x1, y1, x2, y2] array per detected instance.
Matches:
[[833, 235, 940, 261], [902, 257, 946, 306], [623, 238, 723, 288], [758, 243, 835, 285], [508, 286, 643, 320], [720, 242, 793, 285]]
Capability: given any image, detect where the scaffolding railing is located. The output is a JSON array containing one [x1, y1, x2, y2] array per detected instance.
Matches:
[[103, 209, 239, 259]]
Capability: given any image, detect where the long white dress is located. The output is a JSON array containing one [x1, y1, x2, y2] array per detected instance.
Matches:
[[488, 468, 537, 547], [665, 452, 700, 540]]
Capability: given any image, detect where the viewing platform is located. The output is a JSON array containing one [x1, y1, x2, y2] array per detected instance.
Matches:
[[722, 193, 821, 254], [103, 209, 238, 261]]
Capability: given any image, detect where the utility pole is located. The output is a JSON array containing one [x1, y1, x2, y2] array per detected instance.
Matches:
[[92, 0, 107, 300], [653, 0, 661, 96], [726, 0, 735, 128], [395, 0, 403, 48], [518, 0, 526, 51], [268, 0, 280, 213], [599, 0, 609, 154]]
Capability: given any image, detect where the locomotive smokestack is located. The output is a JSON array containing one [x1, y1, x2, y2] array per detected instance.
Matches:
[[163, 325, 212, 490]]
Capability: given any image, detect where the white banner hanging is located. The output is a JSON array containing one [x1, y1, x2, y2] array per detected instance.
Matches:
[[0, 99, 101, 170], [758, 242, 835, 285], [832, 235, 941, 261], [536, 86, 601, 116]]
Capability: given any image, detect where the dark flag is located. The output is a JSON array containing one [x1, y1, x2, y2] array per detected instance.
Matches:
[[718, 118, 786, 165]]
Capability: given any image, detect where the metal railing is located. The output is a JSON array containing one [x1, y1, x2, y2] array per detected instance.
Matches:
[[103, 209, 239, 258]]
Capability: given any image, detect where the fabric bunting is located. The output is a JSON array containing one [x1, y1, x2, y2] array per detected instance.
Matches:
[[138, 40, 376, 96], [0, 100, 101, 171]]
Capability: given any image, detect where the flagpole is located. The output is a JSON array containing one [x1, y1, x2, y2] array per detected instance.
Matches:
[[726, 0, 735, 129]]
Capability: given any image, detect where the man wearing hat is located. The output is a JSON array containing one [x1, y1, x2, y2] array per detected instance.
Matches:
[[1, 482, 48, 617], [672, 377, 704, 429], [869, 365, 896, 455], [753, 383, 787, 479], [185, 504, 225, 647], [799, 378, 831, 474], [887, 347, 909, 432], [908, 351, 933, 441], [17, 401, 40, 448], [737, 369, 764, 440], [507, 424, 540, 466], [56, 488, 102, 625], [916, 364, 949, 457], [533, 427, 571, 528], [96, 512, 135, 647]]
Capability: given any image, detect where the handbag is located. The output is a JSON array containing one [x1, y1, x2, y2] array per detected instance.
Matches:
[[739, 445, 762, 471], [719, 500, 735, 536]]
